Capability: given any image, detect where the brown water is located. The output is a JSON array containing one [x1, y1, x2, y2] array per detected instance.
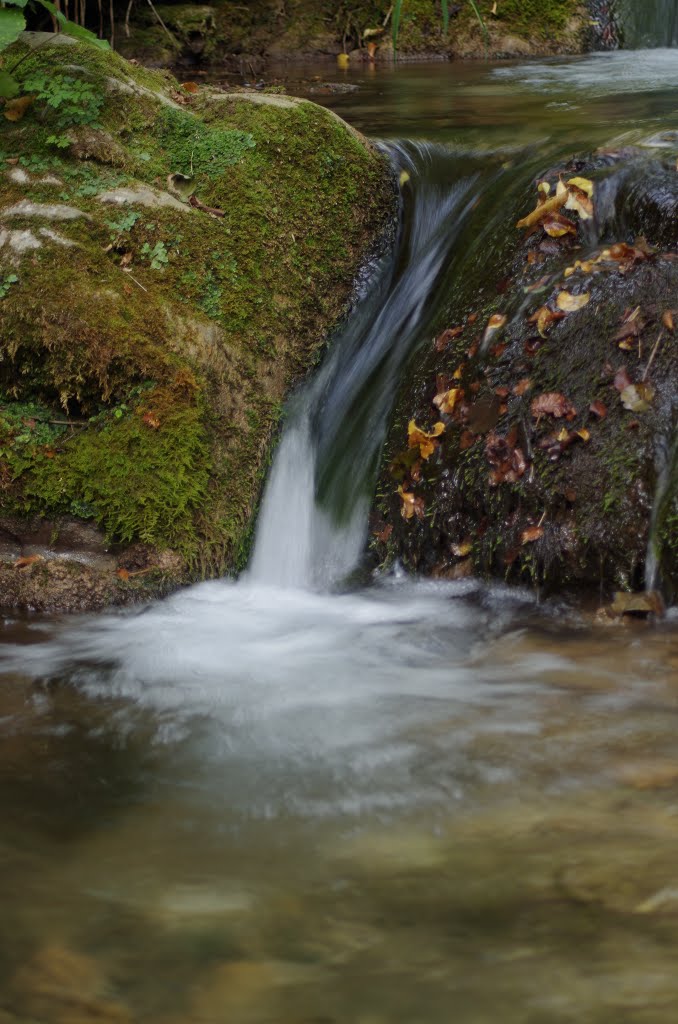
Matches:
[[3, 54, 678, 1024]]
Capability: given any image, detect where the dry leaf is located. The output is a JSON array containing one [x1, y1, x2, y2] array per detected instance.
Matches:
[[482, 313, 507, 347], [398, 484, 424, 520], [14, 554, 43, 569], [621, 382, 654, 413], [513, 378, 532, 397], [589, 400, 607, 419], [373, 523, 393, 542], [433, 387, 463, 415], [407, 419, 445, 460], [116, 567, 130, 581], [3, 94, 34, 122], [531, 392, 577, 420], [521, 525, 544, 545], [528, 305, 566, 337], [663, 310, 675, 332], [614, 367, 632, 392], [566, 176, 594, 197], [556, 290, 590, 313], [451, 539, 472, 557], [142, 412, 161, 429], [180, 81, 200, 94], [434, 325, 463, 351], [543, 213, 577, 238]]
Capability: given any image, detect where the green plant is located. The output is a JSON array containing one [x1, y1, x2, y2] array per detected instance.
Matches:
[[107, 211, 141, 237], [21, 70, 104, 143], [0, 274, 18, 299], [391, 0, 488, 53], [0, 0, 108, 99], [140, 240, 169, 270], [157, 107, 256, 178]]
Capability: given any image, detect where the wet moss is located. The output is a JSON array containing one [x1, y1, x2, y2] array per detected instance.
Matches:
[[0, 35, 393, 604]]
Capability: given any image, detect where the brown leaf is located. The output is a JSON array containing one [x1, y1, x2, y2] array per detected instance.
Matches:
[[434, 325, 463, 351], [531, 392, 577, 420], [513, 378, 532, 397], [528, 305, 566, 337], [482, 313, 507, 347], [433, 387, 463, 416], [614, 366, 632, 392], [180, 81, 200, 94], [516, 191, 568, 230], [521, 525, 544, 545], [373, 523, 393, 543], [14, 554, 43, 570], [451, 538, 473, 558], [543, 213, 577, 238], [116, 567, 130, 581], [459, 429, 476, 451], [3, 95, 34, 123], [142, 411, 161, 429], [589, 400, 607, 419], [398, 485, 425, 520], [663, 309, 675, 332]]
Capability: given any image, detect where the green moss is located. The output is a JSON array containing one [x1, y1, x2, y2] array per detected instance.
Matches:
[[0, 37, 392, 591]]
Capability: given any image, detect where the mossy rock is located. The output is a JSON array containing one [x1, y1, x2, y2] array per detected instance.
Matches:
[[0, 32, 394, 611], [371, 146, 678, 600]]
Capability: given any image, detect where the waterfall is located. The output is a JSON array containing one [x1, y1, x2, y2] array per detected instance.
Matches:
[[250, 141, 479, 589], [613, 0, 678, 47], [249, 140, 556, 591]]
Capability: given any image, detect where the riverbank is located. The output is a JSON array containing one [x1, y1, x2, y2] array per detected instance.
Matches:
[[116, 0, 591, 71]]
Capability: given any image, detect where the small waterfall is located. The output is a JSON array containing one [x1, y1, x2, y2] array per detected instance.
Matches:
[[613, 0, 678, 47], [249, 140, 559, 591], [645, 422, 678, 592]]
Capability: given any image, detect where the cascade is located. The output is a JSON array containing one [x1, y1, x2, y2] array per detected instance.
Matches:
[[249, 141, 551, 590], [611, 0, 678, 47]]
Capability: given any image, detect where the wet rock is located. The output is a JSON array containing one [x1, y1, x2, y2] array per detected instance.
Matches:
[[373, 145, 678, 598]]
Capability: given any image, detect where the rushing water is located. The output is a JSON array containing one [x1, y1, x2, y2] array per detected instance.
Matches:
[[3, 54, 678, 1024], [615, 0, 678, 48]]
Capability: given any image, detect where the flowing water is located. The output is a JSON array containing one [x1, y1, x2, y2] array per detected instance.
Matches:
[[3, 53, 678, 1024], [615, 0, 678, 48]]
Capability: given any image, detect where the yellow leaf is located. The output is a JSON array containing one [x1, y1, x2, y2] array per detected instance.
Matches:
[[407, 419, 445, 460], [556, 291, 590, 313], [433, 388, 462, 415], [576, 428, 591, 442], [337, 53, 350, 68], [556, 427, 570, 442], [566, 176, 594, 197], [538, 181, 551, 197], [399, 170, 410, 187]]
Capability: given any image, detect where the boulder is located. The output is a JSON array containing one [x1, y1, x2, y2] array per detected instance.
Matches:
[[372, 144, 678, 599], [0, 33, 393, 611]]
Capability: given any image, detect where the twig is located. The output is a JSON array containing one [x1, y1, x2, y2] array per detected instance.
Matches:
[[124, 0, 133, 38], [48, 419, 87, 427], [124, 272, 148, 292], [642, 330, 663, 381], [146, 0, 176, 45]]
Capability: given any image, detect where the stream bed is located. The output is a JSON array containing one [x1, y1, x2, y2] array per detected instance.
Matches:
[[3, 51, 678, 1023]]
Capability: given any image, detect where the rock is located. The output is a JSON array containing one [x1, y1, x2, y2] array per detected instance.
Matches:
[[0, 33, 393, 612], [373, 144, 678, 597]]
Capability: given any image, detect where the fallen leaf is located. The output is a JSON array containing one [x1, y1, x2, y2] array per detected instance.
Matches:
[[482, 313, 507, 347], [434, 325, 463, 352], [513, 378, 532, 397], [528, 305, 566, 337], [663, 310, 675, 332], [531, 392, 577, 420], [451, 538, 472, 557], [521, 525, 544, 545], [589, 400, 607, 419], [621, 382, 654, 413], [142, 412, 161, 429], [614, 366, 632, 392], [116, 567, 130, 581], [459, 429, 476, 451], [180, 81, 199, 94], [564, 187, 594, 221], [516, 191, 568, 230], [576, 428, 591, 442], [433, 387, 463, 415], [566, 176, 594, 197], [14, 554, 43, 569], [3, 94, 34, 122], [407, 419, 445, 460], [397, 484, 425, 520], [556, 290, 590, 313], [373, 523, 393, 542], [543, 213, 577, 238]]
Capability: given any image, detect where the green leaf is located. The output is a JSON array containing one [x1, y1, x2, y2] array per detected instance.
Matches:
[[0, 6, 26, 51], [0, 70, 19, 99], [442, 0, 449, 34], [35, 0, 110, 49], [2, 0, 30, 7]]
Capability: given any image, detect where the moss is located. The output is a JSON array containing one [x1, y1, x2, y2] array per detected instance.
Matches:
[[0, 36, 393, 602]]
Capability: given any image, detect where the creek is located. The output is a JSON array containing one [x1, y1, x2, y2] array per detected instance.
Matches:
[[2, 50, 678, 1024]]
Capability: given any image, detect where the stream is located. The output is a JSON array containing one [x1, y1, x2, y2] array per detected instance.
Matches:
[[3, 48, 678, 1024]]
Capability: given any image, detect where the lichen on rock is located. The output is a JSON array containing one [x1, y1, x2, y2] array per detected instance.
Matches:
[[0, 32, 394, 611]]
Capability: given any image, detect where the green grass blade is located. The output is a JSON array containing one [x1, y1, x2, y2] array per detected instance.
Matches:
[[392, 0, 402, 55], [467, 0, 488, 53], [441, 0, 449, 34]]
